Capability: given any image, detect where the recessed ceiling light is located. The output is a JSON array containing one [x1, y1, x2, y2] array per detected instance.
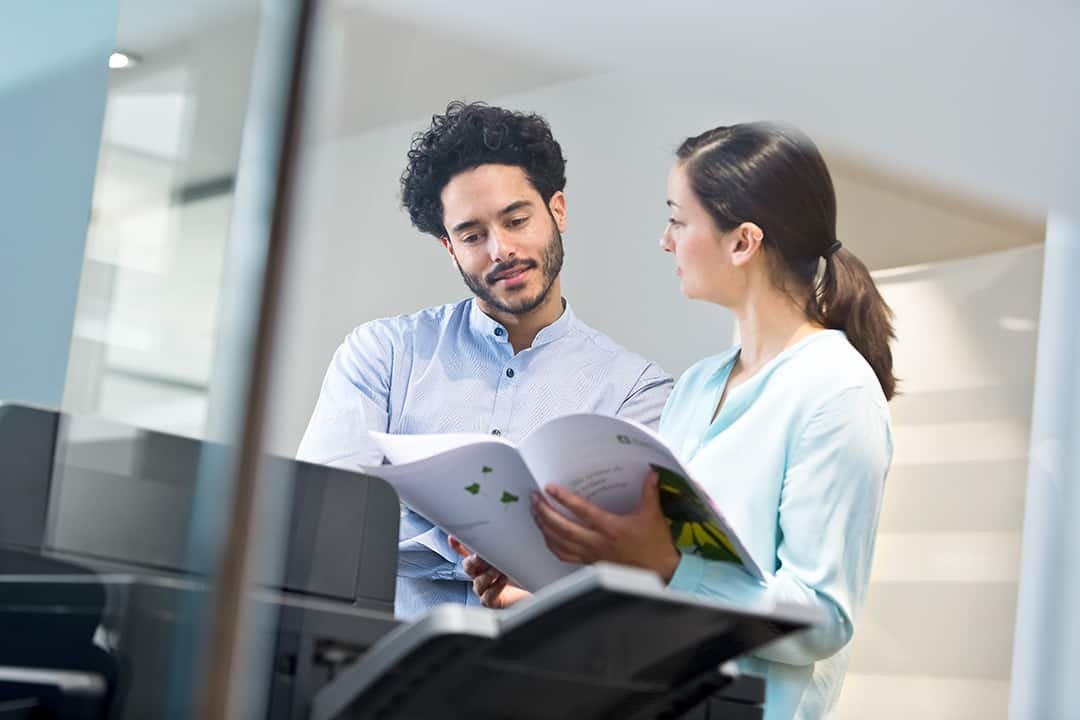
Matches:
[[109, 51, 139, 70]]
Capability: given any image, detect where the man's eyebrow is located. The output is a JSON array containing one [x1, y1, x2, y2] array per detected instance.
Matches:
[[450, 218, 481, 235], [666, 199, 680, 208], [499, 200, 533, 216], [449, 200, 534, 235]]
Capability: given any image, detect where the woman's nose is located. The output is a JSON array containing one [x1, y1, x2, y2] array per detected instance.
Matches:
[[659, 228, 674, 253]]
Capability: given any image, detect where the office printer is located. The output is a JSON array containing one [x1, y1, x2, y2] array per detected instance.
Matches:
[[0, 402, 400, 719]]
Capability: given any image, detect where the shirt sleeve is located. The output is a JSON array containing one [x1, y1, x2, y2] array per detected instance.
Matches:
[[296, 322, 394, 466], [616, 362, 675, 430], [666, 385, 891, 666], [295, 321, 466, 581]]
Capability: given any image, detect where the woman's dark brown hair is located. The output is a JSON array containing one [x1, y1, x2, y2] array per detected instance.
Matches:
[[677, 122, 897, 400]]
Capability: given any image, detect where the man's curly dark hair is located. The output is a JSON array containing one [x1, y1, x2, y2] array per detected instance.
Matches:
[[400, 101, 567, 238]]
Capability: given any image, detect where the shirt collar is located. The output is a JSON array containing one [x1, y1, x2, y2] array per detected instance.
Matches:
[[467, 297, 575, 347], [707, 346, 742, 386], [708, 329, 842, 385], [533, 298, 574, 347]]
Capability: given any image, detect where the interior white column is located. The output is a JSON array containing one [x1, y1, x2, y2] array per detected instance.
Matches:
[[1009, 212, 1080, 718]]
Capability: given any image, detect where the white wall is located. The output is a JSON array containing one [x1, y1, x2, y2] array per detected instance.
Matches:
[[265, 70, 1043, 457], [266, 74, 745, 455], [834, 245, 1043, 719]]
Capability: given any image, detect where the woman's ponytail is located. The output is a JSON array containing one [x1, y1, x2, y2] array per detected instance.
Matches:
[[812, 248, 897, 400]]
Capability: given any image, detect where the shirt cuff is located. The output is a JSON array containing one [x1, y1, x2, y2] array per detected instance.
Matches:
[[400, 528, 473, 582], [667, 553, 768, 606], [667, 551, 706, 593]]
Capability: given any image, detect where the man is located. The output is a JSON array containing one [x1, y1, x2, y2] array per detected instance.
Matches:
[[297, 101, 672, 619]]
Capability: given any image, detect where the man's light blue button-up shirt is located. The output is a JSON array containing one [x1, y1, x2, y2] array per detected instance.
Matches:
[[296, 297, 673, 619]]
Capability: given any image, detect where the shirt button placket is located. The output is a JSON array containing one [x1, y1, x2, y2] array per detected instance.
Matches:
[[492, 359, 517, 438]]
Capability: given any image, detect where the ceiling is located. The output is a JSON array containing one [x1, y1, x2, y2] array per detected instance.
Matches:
[[98, 0, 1071, 266]]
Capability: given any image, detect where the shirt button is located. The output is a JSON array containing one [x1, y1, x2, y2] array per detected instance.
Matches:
[[494, 327, 505, 337], [505, 368, 515, 378], [491, 428, 502, 436]]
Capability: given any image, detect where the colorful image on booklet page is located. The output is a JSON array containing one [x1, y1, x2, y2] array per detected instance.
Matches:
[[653, 465, 741, 564]]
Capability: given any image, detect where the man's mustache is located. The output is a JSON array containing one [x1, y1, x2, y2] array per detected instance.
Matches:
[[486, 259, 537, 285]]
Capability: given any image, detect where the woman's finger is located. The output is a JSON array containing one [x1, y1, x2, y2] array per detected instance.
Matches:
[[544, 485, 619, 528], [536, 524, 594, 563], [532, 493, 608, 547]]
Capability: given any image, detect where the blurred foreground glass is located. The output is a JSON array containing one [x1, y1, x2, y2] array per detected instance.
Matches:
[[2, 0, 317, 716]]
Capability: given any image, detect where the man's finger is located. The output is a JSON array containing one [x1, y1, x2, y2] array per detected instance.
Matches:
[[481, 575, 508, 607], [448, 535, 471, 557], [476, 569, 505, 597], [462, 554, 491, 578]]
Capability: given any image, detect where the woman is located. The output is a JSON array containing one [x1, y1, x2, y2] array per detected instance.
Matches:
[[457, 122, 895, 720]]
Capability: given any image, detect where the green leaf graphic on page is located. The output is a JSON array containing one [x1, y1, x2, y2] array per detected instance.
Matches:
[[482, 466, 493, 474], [464, 483, 481, 495], [499, 491, 519, 504]]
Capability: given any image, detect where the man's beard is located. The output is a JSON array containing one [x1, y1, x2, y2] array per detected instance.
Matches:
[[457, 223, 564, 316]]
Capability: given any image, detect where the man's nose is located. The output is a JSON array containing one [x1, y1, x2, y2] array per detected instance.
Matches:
[[487, 228, 516, 262]]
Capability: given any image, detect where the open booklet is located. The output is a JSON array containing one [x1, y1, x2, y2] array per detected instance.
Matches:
[[352, 413, 762, 592]]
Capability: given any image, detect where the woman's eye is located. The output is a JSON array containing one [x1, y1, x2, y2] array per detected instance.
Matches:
[[668, 218, 681, 227]]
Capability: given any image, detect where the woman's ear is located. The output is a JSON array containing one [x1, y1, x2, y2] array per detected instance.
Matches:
[[729, 221, 764, 267]]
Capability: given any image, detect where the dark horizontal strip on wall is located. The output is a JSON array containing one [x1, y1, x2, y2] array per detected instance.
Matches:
[[172, 175, 235, 205]]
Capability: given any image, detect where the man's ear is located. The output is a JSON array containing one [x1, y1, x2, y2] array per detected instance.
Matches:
[[729, 221, 764, 267], [440, 235, 456, 261], [548, 191, 567, 233]]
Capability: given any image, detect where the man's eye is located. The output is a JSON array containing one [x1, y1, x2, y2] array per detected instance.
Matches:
[[667, 218, 681, 227], [509, 216, 528, 228], [462, 234, 480, 244]]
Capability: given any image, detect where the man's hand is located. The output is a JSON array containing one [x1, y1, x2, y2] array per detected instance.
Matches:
[[530, 469, 681, 583], [447, 536, 532, 609]]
